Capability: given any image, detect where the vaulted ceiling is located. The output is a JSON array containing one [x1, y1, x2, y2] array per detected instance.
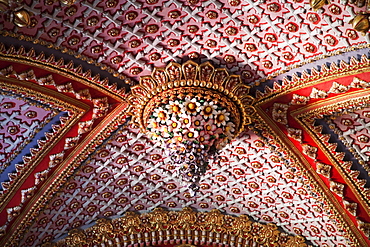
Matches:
[[1, 0, 370, 246]]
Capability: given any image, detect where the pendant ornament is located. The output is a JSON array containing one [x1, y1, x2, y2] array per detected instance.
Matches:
[[128, 61, 255, 195]]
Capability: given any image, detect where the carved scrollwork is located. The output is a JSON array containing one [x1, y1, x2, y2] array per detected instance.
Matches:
[[64, 229, 87, 247], [50, 208, 308, 247]]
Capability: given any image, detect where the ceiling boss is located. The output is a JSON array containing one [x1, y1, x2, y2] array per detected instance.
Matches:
[[128, 61, 255, 195]]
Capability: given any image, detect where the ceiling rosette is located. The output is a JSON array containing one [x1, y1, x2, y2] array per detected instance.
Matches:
[[128, 61, 255, 195]]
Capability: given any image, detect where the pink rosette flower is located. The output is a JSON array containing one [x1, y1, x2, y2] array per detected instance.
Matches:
[[190, 115, 205, 130], [199, 129, 216, 146], [204, 119, 223, 136]]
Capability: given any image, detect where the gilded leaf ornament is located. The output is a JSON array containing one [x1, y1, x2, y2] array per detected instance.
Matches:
[[50, 208, 308, 247]]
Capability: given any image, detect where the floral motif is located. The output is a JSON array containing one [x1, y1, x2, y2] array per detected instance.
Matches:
[[146, 94, 237, 196], [129, 61, 254, 196], [201, 101, 217, 119], [184, 98, 201, 115]]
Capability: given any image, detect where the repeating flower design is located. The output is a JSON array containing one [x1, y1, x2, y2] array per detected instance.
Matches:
[[146, 95, 236, 195]]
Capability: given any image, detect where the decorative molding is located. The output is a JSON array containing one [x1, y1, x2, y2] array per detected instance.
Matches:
[[250, 111, 365, 246], [129, 61, 255, 135], [0, 45, 127, 246], [255, 55, 370, 102], [1, 103, 129, 247], [253, 59, 370, 245], [0, 77, 88, 211], [128, 61, 255, 194], [294, 90, 370, 214], [0, 43, 126, 100], [49, 208, 308, 247]]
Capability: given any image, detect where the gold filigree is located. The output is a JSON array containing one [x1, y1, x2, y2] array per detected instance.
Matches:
[[147, 207, 170, 230], [358, 220, 370, 238], [344, 200, 358, 216], [91, 218, 114, 241], [330, 181, 345, 197], [50, 208, 308, 247], [171, 206, 197, 228], [65, 229, 86, 247], [316, 162, 332, 178], [128, 61, 255, 138], [285, 235, 307, 247], [253, 223, 280, 245]]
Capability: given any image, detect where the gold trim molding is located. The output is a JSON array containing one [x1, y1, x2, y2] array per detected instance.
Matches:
[[49, 208, 307, 247], [293, 90, 370, 218], [252, 55, 370, 246], [251, 110, 364, 246], [1, 103, 129, 247], [0, 42, 126, 101], [0, 77, 88, 212]]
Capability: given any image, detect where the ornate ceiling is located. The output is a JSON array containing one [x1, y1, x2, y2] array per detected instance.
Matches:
[[0, 0, 370, 246]]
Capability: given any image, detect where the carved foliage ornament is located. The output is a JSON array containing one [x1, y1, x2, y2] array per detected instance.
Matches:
[[50, 208, 307, 247], [309, 0, 370, 35], [128, 61, 255, 195]]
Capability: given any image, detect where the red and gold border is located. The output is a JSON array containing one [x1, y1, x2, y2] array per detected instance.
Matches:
[[0, 77, 88, 212], [253, 57, 370, 246], [1, 102, 128, 247], [0, 45, 127, 246]]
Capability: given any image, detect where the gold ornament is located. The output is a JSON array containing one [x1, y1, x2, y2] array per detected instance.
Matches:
[[60, 0, 76, 5], [128, 61, 255, 195], [50, 208, 308, 247], [349, 13, 370, 36], [310, 0, 330, 11], [13, 9, 31, 27], [128, 61, 254, 136]]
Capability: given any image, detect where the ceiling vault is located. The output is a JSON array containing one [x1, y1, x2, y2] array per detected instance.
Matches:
[[1, 0, 370, 246]]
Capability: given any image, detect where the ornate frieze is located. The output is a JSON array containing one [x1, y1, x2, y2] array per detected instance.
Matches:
[[50, 208, 307, 247]]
